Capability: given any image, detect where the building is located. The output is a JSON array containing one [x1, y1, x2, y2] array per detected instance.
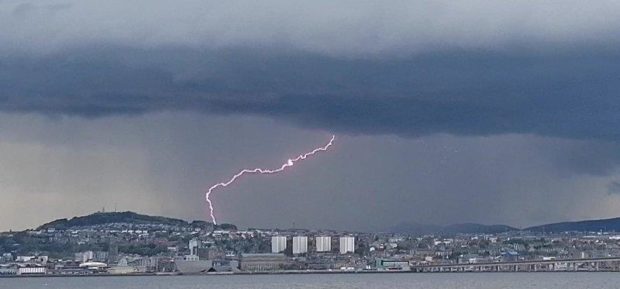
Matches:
[[108, 243, 119, 264], [15, 256, 35, 263], [240, 253, 288, 271], [211, 260, 240, 272], [1, 253, 13, 263], [0, 264, 17, 276], [189, 238, 200, 256], [109, 257, 149, 274], [376, 259, 410, 271], [94, 251, 108, 262], [271, 236, 287, 253], [315, 236, 332, 252], [339, 236, 355, 254], [198, 247, 224, 260], [292, 236, 308, 254], [74, 251, 94, 263], [17, 266, 47, 275]]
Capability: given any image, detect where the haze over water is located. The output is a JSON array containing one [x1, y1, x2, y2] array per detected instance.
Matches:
[[2, 273, 619, 289]]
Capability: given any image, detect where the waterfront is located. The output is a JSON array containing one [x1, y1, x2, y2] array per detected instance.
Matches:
[[8, 211, 620, 276], [1, 273, 620, 289]]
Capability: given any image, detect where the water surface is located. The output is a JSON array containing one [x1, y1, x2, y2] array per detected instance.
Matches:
[[1, 273, 618, 289]]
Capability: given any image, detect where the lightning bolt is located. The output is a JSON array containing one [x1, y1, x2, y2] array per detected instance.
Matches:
[[205, 135, 336, 224]]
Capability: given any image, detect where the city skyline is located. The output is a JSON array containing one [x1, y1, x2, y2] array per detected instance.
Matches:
[[2, 1, 620, 233], [5, 209, 620, 276]]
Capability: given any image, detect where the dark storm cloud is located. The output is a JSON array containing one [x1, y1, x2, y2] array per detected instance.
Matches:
[[1, 47, 620, 142], [3, 0, 620, 231], [2, 0, 620, 141]]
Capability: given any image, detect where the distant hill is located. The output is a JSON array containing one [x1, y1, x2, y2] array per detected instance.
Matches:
[[37, 211, 188, 230], [388, 222, 517, 235], [525, 217, 620, 233], [443, 223, 517, 234], [36, 211, 237, 231], [34, 212, 620, 234]]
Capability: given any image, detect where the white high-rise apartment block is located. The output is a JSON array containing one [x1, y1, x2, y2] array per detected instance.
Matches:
[[292, 236, 308, 254], [189, 238, 200, 256], [271, 236, 287, 253], [315, 236, 332, 252], [339, 236, 355, 254]]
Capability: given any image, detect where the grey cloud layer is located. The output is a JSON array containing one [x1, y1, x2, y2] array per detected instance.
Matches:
[[2, 0, 620, 142], [2, 1, 620, 55], [2, 47, 620, 142]]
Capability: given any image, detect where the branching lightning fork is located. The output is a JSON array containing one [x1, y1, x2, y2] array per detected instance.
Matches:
[[205, 135, 335, 224]]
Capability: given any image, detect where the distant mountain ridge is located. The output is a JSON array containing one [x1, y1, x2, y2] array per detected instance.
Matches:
[[387, 222, 517, 235], [524, 217, 620, 233], [390, 217, 620, 235]]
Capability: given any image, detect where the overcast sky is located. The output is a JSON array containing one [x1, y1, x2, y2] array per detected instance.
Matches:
[[2, 1, 620, 231]]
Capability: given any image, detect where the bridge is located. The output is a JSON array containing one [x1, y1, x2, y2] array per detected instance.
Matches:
[[410, 257, 620, 272]]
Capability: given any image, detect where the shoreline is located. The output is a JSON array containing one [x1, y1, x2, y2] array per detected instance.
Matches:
[[1, 269, 617, 278]]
